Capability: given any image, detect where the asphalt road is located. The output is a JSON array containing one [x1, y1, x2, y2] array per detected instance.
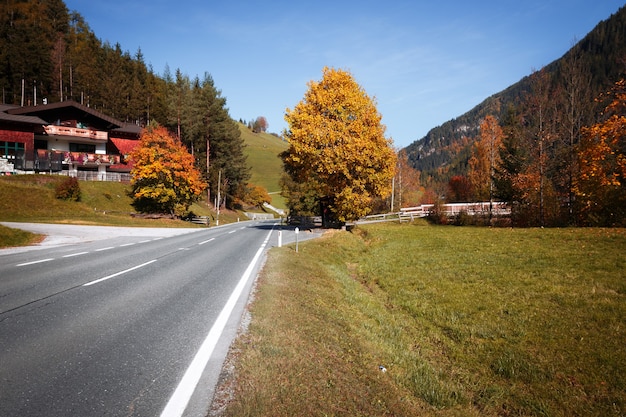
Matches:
[[0, 221, 319, 416]]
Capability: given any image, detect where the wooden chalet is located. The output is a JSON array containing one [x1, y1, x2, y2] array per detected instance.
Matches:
[[0, 100, 141, 181]]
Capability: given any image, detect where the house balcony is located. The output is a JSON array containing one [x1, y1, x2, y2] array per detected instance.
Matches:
[[43, 125, 108, 142], [32, 150, 122, 171], [61, 151, 121, 166]]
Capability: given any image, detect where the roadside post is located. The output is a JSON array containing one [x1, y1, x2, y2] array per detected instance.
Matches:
[[295, 227, 299, 253], [278, 230, 282, 247]]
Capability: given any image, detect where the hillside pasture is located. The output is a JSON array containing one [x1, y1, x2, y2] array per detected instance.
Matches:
[[239, 124, 288, 209]]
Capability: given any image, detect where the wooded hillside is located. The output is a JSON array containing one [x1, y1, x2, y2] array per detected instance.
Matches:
[[0, 0, 249, 208], [405, 6, 626, 189], [404, 5, 626, 226]]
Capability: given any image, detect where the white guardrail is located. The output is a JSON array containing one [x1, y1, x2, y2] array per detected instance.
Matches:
[[355, 202, 510, 224]]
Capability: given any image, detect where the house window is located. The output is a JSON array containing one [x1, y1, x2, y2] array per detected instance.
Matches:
[[0, 141, 25, 160], [70, 143, 96, 153]]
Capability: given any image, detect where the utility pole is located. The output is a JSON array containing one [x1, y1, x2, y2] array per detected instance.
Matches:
[[391, 176, 395, 212], [216, 169, 221, 226]]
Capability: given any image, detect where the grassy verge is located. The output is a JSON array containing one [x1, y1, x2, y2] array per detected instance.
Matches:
[[218, 223, 626, 416], [0, 175, 243, 227], [0, 224, 44, 248]]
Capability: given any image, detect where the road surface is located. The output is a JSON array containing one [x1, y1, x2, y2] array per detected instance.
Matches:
[[0, 220, 319, 416]]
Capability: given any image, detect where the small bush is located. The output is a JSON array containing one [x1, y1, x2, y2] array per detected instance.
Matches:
[[54, 176, 81, 201]]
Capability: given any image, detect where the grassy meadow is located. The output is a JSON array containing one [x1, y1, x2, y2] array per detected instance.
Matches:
[[0, 174, 246, 247], [218, 223, 626, 417], [239, 124, 288, 209], [0, 223, 44, 248]]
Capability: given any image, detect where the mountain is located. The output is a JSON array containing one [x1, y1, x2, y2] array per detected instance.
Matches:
[[404, 5, 626, 189]]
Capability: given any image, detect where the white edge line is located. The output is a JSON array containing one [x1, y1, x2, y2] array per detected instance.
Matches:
[[160, 229, 273, 417], [83, 260, 157, 287], [16, 258, 54, 267]]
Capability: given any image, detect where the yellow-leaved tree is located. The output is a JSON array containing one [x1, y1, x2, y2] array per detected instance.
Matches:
[[281, 67, 396, 223], [129, 125, 206, 217]]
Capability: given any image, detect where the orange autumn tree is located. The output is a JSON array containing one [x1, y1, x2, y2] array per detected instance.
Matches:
[[575, 79, 626, 225], [281, 67, 396, 223], [468, 115, 503, 202], [129, 125, 206, 217]]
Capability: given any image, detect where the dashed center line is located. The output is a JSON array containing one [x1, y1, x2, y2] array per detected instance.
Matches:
[[16, 258, 54, 267], [14, 233, 218, 267], [95, 246, 115, 252], [83, 260, 157, 287], [62, 251, 89, 258]]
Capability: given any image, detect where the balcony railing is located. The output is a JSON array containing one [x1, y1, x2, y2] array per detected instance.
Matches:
[[60, 151, 121, 165], [33, 150, 121, 170], [44, 125, 108, 141]]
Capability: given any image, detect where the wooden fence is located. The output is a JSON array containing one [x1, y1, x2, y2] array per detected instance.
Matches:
[[355, 202, 511, 225]]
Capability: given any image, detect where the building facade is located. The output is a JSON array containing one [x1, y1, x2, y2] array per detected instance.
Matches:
[[0, 101, 141, 181]]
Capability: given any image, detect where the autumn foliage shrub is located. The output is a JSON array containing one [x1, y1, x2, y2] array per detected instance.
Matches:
[[129, 125, 206, 217], [54, 176, 81, 201]]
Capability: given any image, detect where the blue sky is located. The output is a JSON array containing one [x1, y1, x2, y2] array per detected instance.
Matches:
[[63, 0, 625, 148]]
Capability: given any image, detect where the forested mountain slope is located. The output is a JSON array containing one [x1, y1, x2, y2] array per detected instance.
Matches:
[[404, 5, 626, 189]]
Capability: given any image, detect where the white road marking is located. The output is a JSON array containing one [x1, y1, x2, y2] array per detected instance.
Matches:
[[82, 260, 157, 287], [62, 251, 89, 258], [119, 243, 136, 247], [160, 229, 273, 417], [228, 230, 236, 234], [198, 238, 215, 245], [95, 247, 114, 252], [16, 258, 54, 267]]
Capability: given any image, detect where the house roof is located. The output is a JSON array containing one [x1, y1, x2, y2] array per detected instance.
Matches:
[[113, 123, 142, 136], [108, 138, 141, 172], [0, 104, 48, 126], [109, 138, 140, 154], [7, 100, 127, 131]]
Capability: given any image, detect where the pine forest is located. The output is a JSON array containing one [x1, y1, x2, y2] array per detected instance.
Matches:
[[0, 0, 248, 208]]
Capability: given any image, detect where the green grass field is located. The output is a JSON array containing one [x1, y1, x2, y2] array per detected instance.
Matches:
[[219, 223, 626, 416], [0, 174, 248, 248], [0, 224, 44, 248], [239, 124, 288, 209]]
